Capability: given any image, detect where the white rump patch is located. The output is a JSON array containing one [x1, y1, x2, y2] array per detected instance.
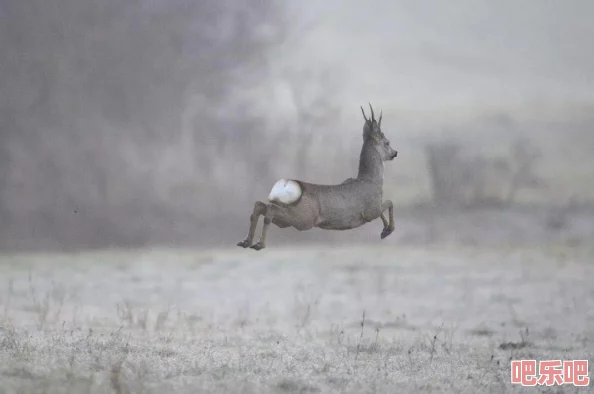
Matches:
[[268, 178, 302, 205]]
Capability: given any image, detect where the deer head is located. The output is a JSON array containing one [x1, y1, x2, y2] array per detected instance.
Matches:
[[360, 103, 397, 161]]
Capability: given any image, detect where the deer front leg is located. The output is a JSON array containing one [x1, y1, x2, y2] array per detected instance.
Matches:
[[237, 201, 267, 248], [380, 213, 389, 228], [250, 204, 281, 251], [380, 200, 394, 239]]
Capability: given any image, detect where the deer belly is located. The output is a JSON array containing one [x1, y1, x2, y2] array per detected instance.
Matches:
[[316, 210, 367, 230]]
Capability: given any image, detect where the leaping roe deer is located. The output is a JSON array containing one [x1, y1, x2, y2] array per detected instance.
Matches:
[[237, 103, 398, 250]]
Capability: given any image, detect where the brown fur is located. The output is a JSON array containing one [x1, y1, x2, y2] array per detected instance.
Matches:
[[237, 104, 397, 250]]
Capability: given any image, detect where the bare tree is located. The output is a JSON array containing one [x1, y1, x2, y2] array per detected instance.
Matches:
[[504, 138, 546, 204], [284, 68, 343, 179], [424, 142, 466, 208]]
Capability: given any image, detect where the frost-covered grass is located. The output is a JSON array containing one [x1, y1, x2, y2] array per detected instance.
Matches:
[[0, 245, 593, 393]]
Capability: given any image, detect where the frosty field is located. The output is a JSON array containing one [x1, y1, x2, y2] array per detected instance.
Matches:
[[0, 244, 593, 393]]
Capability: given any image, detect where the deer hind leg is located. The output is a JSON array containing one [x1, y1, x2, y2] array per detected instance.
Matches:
[[380, 200, 395, 239], [250, 203, 285, 251], [237, 201, 267, 248]]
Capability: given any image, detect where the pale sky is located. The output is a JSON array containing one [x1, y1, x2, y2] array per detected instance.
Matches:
[[270, 0, 594, 125]]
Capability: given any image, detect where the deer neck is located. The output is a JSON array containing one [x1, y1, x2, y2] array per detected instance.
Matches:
[[357, 140, 384, 183]]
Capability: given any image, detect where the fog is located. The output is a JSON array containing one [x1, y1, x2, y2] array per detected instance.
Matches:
[[296, 0, 594, 111], [1, 0, 593, 251]]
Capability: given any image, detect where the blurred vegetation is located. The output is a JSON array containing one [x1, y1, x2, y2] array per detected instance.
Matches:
[[424, 138, 546, 209], [0, 0, 292, 249]]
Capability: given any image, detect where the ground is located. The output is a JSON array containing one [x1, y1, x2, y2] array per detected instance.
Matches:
[[0, 244, 593, 393]]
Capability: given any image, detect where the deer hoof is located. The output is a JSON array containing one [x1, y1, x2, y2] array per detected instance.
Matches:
[[380, 227, 393, 240], [237, 240, 251, 248], [249, 242, 265, 251]]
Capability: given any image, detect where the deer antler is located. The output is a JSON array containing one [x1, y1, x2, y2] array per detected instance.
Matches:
[[378, 110, 382, 127], [360, 106, 369, 122], [368, 103, 375, 122]]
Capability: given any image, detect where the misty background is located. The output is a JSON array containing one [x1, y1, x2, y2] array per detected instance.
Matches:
[[1, 0, 593, 251]]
